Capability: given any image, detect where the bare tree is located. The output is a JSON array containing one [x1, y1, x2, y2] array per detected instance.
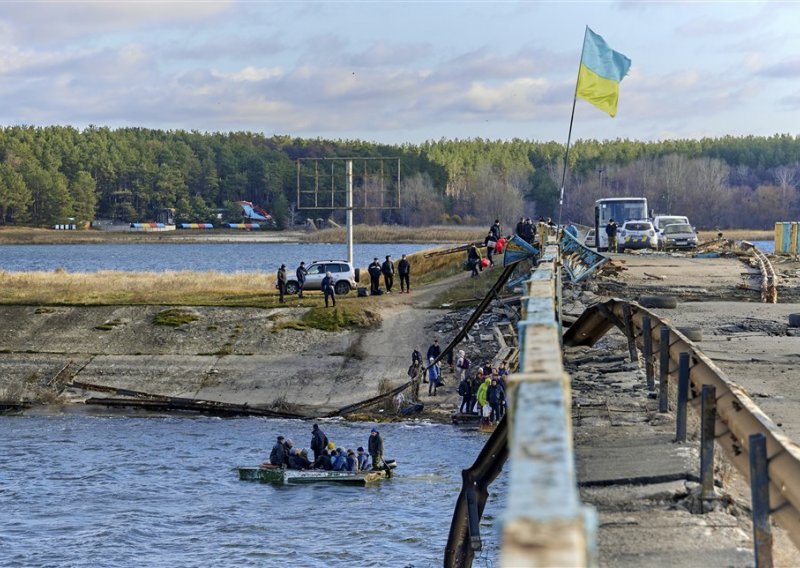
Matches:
[[398, 173, 444, 226]]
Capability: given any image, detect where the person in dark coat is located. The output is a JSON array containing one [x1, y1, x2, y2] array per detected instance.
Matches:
[[467, 244, 482, 277], [489, 219, 501, 241], [288, 447, 311, 470], [296, 261, 307, 298], [346, 449, 359, 472], [397, 254, 411, 293], [282, 438, 294, 467], [321, 271, 335, 308], [605, 219, 618, 252], [331, 448, 348, 471], [276, 264, 287, 303], [381, 255, 394, 293], [458, 376, 472, 414], [313, 449, 333, 470], [310, 423, 328, 461], [487, 379, 502, 423], [515, 217, 525, 237], [269, 435, 286, 466], [356, 447, 369, 471], [368, 257, 382, 295], [368, 428, 384, 470], [426, 339, 441, 362]]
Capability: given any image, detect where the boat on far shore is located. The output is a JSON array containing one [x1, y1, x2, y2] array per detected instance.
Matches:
[[238, 461, 396, 486]]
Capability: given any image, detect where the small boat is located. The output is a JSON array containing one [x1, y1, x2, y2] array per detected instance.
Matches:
[[238, 461, 395, 486]]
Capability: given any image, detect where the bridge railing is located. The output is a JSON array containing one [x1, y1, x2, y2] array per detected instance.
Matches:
[[501, 245, 595, 566]]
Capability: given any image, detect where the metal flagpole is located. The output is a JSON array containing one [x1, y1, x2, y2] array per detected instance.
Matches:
[[557, 26, 589, 228]]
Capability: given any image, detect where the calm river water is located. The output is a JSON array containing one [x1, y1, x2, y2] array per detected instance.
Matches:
[[0, 243, 440, 273], [0, 416, 506, 567]]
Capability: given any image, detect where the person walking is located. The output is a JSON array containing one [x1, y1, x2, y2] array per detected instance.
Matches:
[[276, 264, 287, 303], [605, 218, 619, 252], [489, 219, 501, 241], [484, 231, 497, 267], [397, 254, 411, 293], [296, 261, 308, 299], [368, 428, 384, 470], [321, 271, 336, 307], [310, 424, 328, 461], [368, 257, 382, 295], [381, 255, 394, 293], [467, 244, 482, 277]]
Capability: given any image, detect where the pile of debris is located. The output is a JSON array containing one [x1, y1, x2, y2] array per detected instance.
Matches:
[[428, 304, 515, 369]]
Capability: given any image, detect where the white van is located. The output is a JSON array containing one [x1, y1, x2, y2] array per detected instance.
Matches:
[[653, 215, 690, 235]]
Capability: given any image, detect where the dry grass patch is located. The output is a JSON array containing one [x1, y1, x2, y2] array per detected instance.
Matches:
[[273, 305, 382, 332], [153, 309, 199, 327], [0, 270, 281, 307], [697, 229, 773, 242]]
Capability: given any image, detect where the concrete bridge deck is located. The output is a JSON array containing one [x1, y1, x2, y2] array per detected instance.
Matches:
[[567, 251, 800, 566]]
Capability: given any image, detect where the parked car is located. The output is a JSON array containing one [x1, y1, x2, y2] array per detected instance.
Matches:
[[285, 260, 359, 295], [660, 223, 698, 251], [653, 215, 690, 237], [584, 229, 596, 248], [618, 220, 658, 252]]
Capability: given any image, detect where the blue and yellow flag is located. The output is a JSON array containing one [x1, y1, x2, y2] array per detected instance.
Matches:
[[576, 27, 631, 117]]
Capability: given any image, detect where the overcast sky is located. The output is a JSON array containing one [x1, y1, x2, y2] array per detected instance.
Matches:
[[1, 1, 798, 144]]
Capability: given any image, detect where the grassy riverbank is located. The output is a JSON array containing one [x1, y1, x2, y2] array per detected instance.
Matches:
[[0, 245, 463, 306], [0, 225, 485, 245]]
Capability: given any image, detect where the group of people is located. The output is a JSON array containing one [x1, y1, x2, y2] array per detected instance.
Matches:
[[367, 254, 411, 295], [267, 424, 385, 472], [457, 362, 508, 424], [408, 338, 507, 424]]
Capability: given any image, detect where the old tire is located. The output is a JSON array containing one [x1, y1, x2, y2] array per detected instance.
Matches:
[[677, 326, 703, 342], [285, 281, 299, 295], [638, 295, 678, 309], [789, 313, 800, 328], [334, 281, 351, 295]]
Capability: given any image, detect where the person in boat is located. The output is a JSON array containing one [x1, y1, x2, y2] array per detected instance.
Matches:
[[269, 435, 287, 467], [356, 447, 369, 471], [313, 448, 333, 470], [346, 449, 359, 472], [283, 438, 294, 467], [288, 447, 311, 470], [331, 448, 348, 471], [368, 428, 384, 470], [310, 424, 328, 461]]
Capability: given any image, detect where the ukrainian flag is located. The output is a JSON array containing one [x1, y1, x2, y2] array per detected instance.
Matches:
[[576, 27, 631, 117]]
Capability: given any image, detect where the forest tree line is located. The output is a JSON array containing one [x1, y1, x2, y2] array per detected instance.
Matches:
[[0, 125, 799, 230]]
